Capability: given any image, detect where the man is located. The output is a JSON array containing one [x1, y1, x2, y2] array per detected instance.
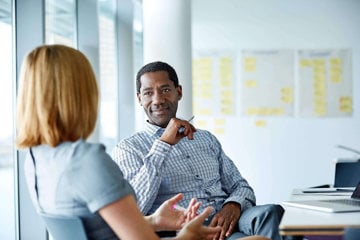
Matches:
[[113, 61, 284, 240]]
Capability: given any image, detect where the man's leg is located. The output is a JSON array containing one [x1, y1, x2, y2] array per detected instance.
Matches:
[[227, 204, 284, 240]]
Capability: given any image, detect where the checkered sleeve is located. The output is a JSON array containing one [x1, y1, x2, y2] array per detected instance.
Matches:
[[210, 133, 256, 212], [112, 138, 172, 214]]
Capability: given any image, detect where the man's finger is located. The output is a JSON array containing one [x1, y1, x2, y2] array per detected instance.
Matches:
[[208, 215, 219, 227], [225, 220, 237, 237], [220, 220, 230, 239]]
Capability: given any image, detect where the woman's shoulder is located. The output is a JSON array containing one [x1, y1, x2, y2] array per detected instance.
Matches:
[[72, 139, 106, 154], [71, 139, 111, 165]]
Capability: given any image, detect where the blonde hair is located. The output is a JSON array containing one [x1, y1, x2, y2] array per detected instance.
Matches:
[[16, 44, 99, 148]]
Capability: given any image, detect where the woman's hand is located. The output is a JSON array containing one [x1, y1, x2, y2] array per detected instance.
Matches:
[[175, 207, 222, 240], [147, 193, 201, 231]]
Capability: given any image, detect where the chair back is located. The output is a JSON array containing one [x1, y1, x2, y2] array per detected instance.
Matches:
[[344, 227, 360, 240], [39, 212, 88, 240]]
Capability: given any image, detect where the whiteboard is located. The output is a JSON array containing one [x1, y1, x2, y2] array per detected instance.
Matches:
[[192, 0, 360, 204]]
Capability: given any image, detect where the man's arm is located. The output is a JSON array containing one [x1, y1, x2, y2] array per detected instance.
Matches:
[[216, 136, 256, 211], [208, 132, 256, 239], [112, 138, 171, 214], [112, 118, 196, 214]]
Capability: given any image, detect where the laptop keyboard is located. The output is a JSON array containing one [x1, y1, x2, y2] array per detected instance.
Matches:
[[321, 199, 360, 206]]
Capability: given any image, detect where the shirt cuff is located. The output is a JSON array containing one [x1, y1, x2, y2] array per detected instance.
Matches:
[[148, 139, 172, 157], [223, 196, 255, 212]]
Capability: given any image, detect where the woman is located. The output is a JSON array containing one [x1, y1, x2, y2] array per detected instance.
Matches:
[[16, 44, 220, 240]]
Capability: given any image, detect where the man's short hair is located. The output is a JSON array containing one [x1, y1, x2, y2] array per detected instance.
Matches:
[[136, 61, 179, 93]]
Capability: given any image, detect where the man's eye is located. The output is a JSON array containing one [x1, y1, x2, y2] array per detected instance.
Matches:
[[162, 88, 171, 93], [143, 92, 152, 96]]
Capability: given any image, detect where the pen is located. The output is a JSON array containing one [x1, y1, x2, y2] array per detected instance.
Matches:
[[178, 116, 195, 133], [172, 204, 207, 220], [172, 204, 187, 212], [187, 115, 195, 122]]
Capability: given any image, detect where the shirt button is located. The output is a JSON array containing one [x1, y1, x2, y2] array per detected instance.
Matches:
[[205, 190, 211, 195]]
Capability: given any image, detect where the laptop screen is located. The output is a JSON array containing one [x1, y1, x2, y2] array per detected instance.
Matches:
[[334, 162, 360, 187], [351, 182, 360, 199]]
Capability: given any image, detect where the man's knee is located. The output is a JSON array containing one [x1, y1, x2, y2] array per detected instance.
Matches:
[[260, 204, 284, 219]]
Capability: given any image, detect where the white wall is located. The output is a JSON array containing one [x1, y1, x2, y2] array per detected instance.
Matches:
[[191, 0, 360, 204]]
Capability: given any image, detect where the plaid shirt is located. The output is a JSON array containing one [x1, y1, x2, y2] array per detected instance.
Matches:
[[112, 121, 256, 215]]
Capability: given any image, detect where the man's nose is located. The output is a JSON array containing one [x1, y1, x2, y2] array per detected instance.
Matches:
[[152, 91, 165, 104]]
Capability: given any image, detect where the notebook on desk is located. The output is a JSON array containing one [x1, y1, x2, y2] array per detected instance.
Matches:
[[282, 182, 360, 213]]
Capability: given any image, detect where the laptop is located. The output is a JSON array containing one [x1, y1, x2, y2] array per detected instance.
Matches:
[[282, 182, 360, 213], [334, 161, 360, 187]]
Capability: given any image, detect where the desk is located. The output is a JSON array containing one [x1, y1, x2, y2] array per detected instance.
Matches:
[[279, 189, 360, 238]]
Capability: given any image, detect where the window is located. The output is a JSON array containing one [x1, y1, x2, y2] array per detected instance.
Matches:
[[0, 0, 15, 239], [98, 0, 118, 152], [45, 0, 76, 46]]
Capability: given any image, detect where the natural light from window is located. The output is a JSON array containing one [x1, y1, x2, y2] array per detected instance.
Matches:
[[0, 1, 15, 239]]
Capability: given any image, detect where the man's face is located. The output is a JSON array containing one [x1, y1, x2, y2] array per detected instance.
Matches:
[[137, 71, 182, 128]]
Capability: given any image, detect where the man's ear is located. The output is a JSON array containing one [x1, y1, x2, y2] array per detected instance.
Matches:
[[177, 85, 183, 100], [137, 93, 142, 106]]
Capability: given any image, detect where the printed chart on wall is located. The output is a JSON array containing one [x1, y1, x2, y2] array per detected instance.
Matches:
[[192, 52, 236, 134], [241, 50, 294, 117], [298, 49, 352, 117]]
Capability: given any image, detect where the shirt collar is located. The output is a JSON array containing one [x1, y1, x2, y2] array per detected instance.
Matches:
[[144, 120, 165, 137]]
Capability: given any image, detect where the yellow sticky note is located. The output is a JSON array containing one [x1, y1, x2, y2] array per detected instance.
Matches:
[[314, 96, 326, 106], [254, 120, 267, 127], [246, 107, 258, 116], [214, 118, 226, 125], [200, 92, 213, 99], [313, 80, 325, 89], [245, 80, 257, 88], [314, 88, 326, 98], [314, 73, 325, 81], [329, 58, 342, 65], [281, 96, 293, 104], [220, 78, 232, 87], [221, 107, 234, 115], [244, 57, 256, 72], [214, 128, 225, 135], [339, 97, 352, 113], [193, 58, 213, 81], [314, 107, 326, 117], [330, 74, 342, 83], [221, 99, 233, 106], [196, 120, 208, 128], [270, 108, 285, 116], [313, 59, 325, 66], [258, 108, 270, 116], [330, 66, 342, 74], [300, 59, 312, 67], [219, 57, 232, 67], [197, 108, 212, 116], [221, 90, 233, 97], [280, 88, 293, 103]]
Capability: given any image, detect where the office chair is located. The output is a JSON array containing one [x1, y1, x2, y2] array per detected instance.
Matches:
[[344, 227, 360, 240], [39, 212, 88, 240]]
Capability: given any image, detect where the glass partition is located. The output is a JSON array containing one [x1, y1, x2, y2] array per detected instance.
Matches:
[[98, 0, 118, 152], [45, 0, 76, 46], [0, 0, 15, 239]]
